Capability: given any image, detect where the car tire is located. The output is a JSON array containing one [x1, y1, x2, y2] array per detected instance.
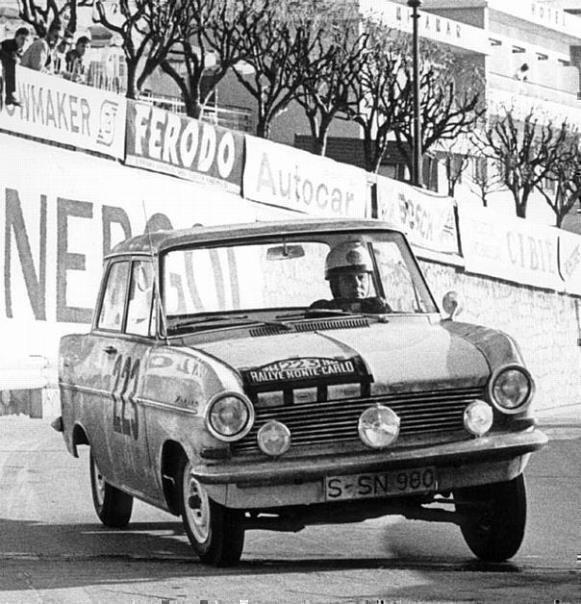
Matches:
[[454, 474, 527, 562], [90, 451, 133, 528], [178, 457, 245, 566]]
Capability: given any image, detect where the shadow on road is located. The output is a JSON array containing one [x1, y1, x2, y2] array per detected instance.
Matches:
[[0, 516, 530, 591]]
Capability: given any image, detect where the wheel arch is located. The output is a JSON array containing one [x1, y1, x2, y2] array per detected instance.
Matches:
[[71, 423, 90, 457], [160, 440, 187, 516]]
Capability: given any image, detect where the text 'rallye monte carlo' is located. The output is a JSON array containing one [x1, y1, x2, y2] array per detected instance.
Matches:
[[55, 219, 547, 566]]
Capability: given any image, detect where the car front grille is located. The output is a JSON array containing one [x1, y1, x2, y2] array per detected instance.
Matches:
[[232, 387, 484, 455]]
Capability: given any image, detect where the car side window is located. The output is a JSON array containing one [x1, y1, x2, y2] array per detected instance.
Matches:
[[126, 261, 155, 337], [97, 261, 130, 331]]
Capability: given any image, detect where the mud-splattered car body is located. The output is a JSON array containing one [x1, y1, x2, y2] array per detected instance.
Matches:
[[56, 219, 547, 566]]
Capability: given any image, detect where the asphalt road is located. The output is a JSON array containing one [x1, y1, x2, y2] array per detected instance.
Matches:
[[0, 416, 579, 604]]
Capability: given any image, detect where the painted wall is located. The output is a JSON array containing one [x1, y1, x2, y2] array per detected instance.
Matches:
[[421, 259, 581, 414]]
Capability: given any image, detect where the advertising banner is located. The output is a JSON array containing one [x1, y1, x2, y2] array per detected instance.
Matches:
[[376, 176, 460, 257], [0, 132, 264, 380], [457, 204, 562, 290], [125, 101, 244, 193], [243, 135, 368, 218], [559, 230, 581, 296], [0, 66, 126, 158]]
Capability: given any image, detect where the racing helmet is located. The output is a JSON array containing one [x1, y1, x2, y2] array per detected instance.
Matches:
[[325, 241, 374, 280]]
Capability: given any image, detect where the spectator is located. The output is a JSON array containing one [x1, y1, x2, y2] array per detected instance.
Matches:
[[65, 36, 90, 81], [21, 22, 62, 72], [0, 27, 30, 106]]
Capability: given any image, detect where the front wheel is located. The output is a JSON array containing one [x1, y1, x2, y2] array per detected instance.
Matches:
[[454, 474, 527, 562], [178, 458, 245, 566], [90, 451, 133, 528]]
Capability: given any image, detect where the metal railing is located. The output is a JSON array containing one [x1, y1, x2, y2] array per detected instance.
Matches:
[[136, 90, 253, 133], [26, 60, 254, 133]]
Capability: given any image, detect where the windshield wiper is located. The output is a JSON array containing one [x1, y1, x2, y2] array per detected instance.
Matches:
[[168, 315, 294, 332]]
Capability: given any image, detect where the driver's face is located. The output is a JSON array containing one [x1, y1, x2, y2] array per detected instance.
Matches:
[[334, 272, 371, 299]]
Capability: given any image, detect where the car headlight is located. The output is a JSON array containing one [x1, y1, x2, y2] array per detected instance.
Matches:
[[205, 392, 254, 442], [358, 405, 400, 449], [463, 400, 494, 436], [488, 365, 534, 414], [257, 420, 291, 456]]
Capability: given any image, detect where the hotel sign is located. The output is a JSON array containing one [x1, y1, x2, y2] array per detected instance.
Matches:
[[359, 0, 489, 55]]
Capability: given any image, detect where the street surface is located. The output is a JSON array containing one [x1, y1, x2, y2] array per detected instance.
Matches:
[[0, 413, 579, 604]]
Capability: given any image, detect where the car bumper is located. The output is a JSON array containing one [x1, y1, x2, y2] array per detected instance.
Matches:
[[192, 428, 547, 509]]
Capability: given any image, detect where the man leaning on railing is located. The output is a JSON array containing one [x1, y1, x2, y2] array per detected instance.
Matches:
[[21, 22, 62, 74], [0, 27, 30, 107]]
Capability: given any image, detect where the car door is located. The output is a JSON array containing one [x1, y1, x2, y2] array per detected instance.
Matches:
[[115, 259, 157, 495], [88, 257, 132, 489], [91, 257, 156, 497]]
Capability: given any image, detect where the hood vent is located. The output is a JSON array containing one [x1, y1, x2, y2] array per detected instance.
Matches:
[[249, 317, 369, 337]]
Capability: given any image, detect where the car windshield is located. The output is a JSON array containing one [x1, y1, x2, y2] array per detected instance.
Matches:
[[161, 231, 437, 329]]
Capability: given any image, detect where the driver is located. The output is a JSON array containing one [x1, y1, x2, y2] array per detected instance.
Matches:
[[311, 241, 391, 314]]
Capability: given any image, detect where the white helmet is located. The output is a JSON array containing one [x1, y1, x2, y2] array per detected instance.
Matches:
[[325, 241, 374, 280]]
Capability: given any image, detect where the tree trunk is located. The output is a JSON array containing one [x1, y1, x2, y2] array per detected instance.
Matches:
[[313, 131, 328, 156], [256, 119, 271, 139], [184, 97, 203, 119], [125, 61, 138, 100], [555, 212, 564, 228], [362, 129, 377, 173], [515, 201, 527, 218]]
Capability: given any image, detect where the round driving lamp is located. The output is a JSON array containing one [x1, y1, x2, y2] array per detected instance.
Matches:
[[358, 405, 400, 449], [205, 393, 254, 442], [463, 400, 494, 437], [257, 420, 291, 456], [488, 366, 534, 414]]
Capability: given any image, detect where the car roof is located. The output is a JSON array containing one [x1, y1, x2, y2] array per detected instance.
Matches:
[[106, 218, 403, 258]]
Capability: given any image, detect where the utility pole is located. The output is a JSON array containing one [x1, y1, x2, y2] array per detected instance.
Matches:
[[408, 0, 423, 187]]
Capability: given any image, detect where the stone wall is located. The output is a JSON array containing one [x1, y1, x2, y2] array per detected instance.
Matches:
[[420, 259, 581, 413]]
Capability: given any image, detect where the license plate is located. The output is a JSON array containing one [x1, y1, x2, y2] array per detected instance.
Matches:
[[325, 466, 437, 501]]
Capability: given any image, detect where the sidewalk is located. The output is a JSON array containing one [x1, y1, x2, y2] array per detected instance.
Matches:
[[535, 402, 581, 426], [535, 403, 581, 441]]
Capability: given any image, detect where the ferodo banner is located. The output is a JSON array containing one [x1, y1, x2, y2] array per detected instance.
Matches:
[[126, 101, 244, 193], [559, 230, 581, 296], [243, 135, 368, 218], [457, 204, 562, 290], [0, 132, 270, 371], [376, 176, 460, 256], [0, 66, 126, 158]]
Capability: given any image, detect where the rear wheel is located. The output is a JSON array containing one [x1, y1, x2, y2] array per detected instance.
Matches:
[[178, 457, 245, 566], [455, 474, 527, 562], [90, 451, 133, 528]]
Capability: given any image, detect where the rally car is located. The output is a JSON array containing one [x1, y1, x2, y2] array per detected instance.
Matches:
[[55, 219, 547, 566]]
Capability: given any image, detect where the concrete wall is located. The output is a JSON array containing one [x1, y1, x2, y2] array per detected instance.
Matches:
[[420, 258, 581, 413]]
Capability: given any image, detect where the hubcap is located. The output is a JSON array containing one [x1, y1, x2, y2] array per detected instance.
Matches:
[[183, 463, 210, 543], [93, 459, 106, 507]]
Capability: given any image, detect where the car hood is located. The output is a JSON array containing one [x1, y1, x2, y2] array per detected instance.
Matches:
[[192, 319, 491, 397]]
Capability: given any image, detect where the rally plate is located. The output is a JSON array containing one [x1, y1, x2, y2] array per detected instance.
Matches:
[[325, 466, 437, 501]]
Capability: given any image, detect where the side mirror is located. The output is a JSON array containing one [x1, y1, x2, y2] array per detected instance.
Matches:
[[442, 291, 463, 320]]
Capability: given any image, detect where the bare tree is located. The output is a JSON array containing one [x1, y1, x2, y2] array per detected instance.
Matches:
[[338, 22, 410, 173], [392, 42, 484, 179], [94, 0, 183, 99], [159, 0, 246, 119], [468, 157, 505, 207], [482, 108, 569, 218], [226, 0, 321, 138], [436, 139, 471, 198], [294, 2, 369, 155], [17, 0, 91, 37], [537, 131, 581, 227]]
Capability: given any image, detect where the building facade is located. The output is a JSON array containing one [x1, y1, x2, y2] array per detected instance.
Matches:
[[212, 0, 581, 232]]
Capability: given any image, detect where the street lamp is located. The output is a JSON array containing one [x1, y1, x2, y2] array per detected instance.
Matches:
[[407, 0, 423, 187]]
